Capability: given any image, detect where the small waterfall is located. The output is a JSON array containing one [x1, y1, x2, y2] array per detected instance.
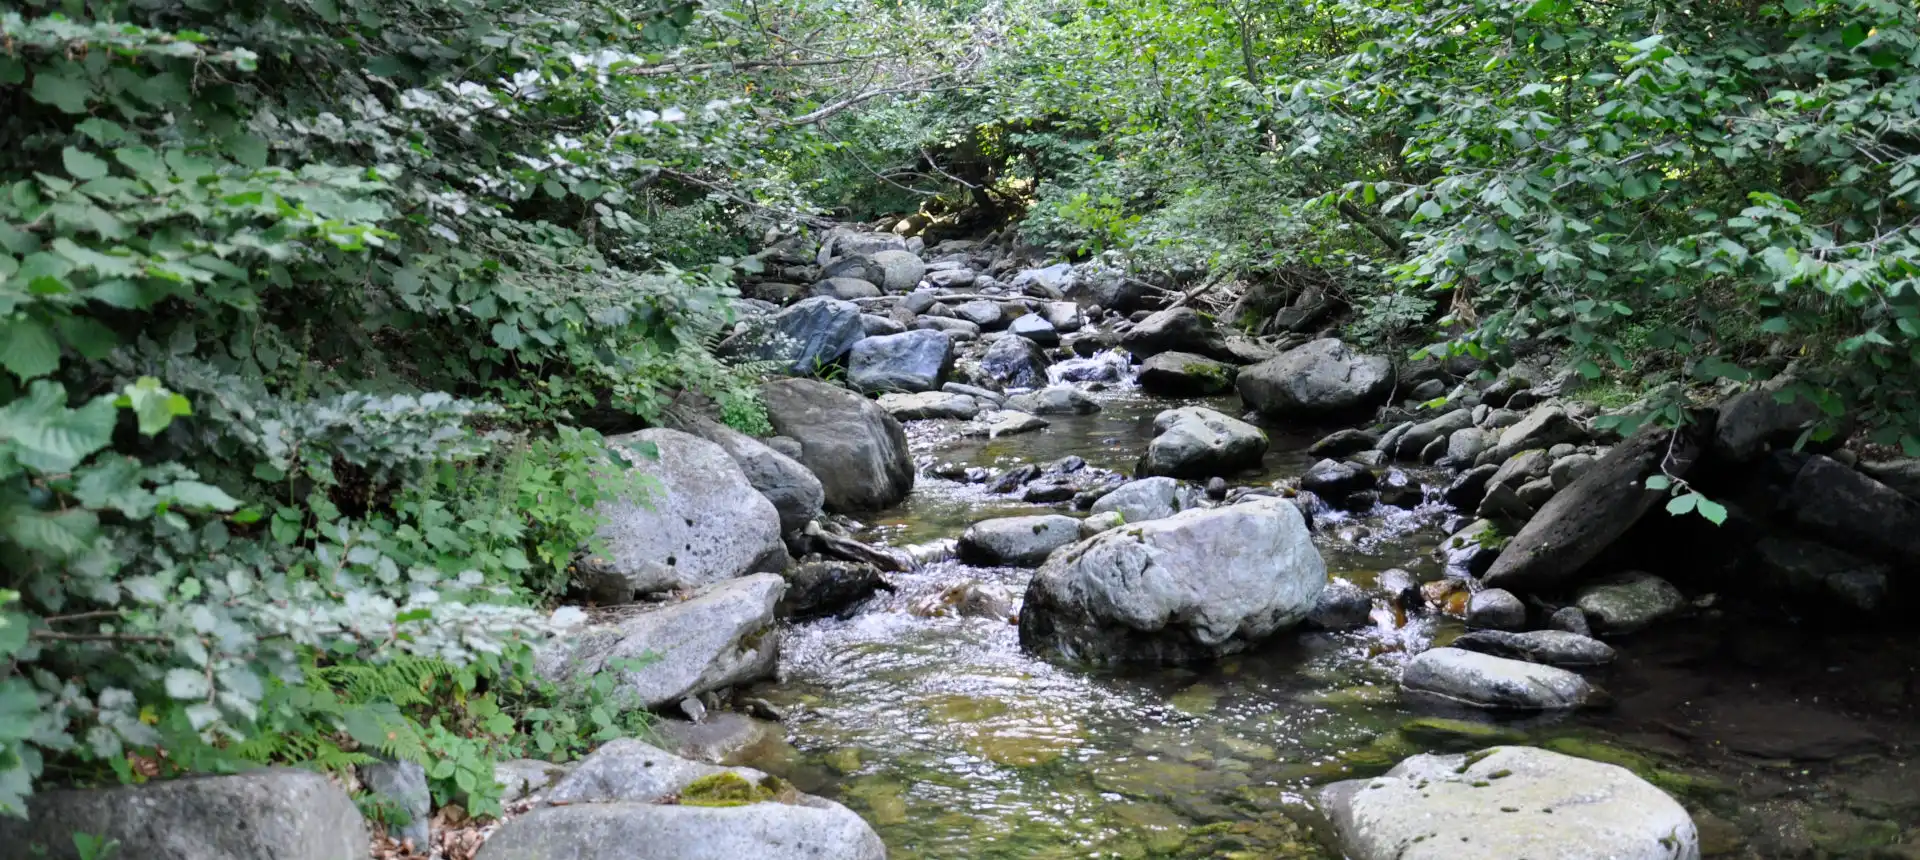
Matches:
[[1046, 347, 1134, 386]]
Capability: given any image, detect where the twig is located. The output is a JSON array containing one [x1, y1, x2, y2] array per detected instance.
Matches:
[[31, 631, 171, 644]]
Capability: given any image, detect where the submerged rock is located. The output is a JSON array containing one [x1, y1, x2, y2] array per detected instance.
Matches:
[[958, 514, 1083, 567], [580, 430, 787, 602], [1400, 647, 1598, 710], [535, 575, 784, 710], [761, 378, 914, 512], [1321, 746, 1699, 860], [0, 769, 368, 860], [1573, 572, 1685, 634], [1020, 497, 1326, 664], [779, 560, 888, 620], [1139, 406, 1268, 479]]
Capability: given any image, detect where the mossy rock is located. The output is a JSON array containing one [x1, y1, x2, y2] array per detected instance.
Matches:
[[1398, 717, 1525, 751], [1541, 736, 1732, 803], [676, 771, 795, 807]]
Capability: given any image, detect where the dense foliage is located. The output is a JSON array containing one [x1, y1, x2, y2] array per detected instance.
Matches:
[[0, 0, 962, 818]]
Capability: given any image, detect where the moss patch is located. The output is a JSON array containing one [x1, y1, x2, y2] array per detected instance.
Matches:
[[677, 771, 794, 807]]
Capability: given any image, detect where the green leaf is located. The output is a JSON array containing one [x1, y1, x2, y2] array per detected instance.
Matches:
[[62, 148, 110, 181], [1695, 497, 1728, 525], [491, 323, 525, 350], [2, 508, 100, 559], [1665, 493, 1698, 516], [0, 381, 119, 472], [1840, 22, 1867, 49], [0, 318, 61, 380], [158, 481, 242, 512], [164, 668, 210, 700], [30, 73, 91, 114], [1644, 475, 1671, 491], [118, 377, 193, 436]]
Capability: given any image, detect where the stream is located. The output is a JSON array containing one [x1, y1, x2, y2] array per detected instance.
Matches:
[[732, 361, 1920, 859]]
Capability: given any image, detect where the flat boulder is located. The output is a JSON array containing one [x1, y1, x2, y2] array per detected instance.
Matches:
[[1089, 476, 1204, 524], [717, 296, 864, 374], [0, 769, 367, 860], [1573, 572, 1685, 634], [1137, 351, 1237, 396], [1478, 405, 1587, 465], [761, 378, 914, 512], [877, 390, 981, 421], [1401, 647, 1597, 710], [1450, 629, 1616, 667], [1139, 406, 1268, 479], [1236, 338, 1394, 417], [580, 430, 786, 601], [847, 329, 955, 393], [535, 574, 785, 709], [1483, 420, 1706, 593], [1320, 746, 1699, 860], [951, 299, 1006, 329], [810, 276, 881, 301], [1020, 498, 1326, 664], [1004, 386, 1101, 415], [958, 514, 1083, 567], [1007, 313, 1060, 345]]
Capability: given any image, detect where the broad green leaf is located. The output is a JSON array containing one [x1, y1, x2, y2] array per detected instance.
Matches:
[[117, 377, 192, 436], [1643, 475, 1671, 491], [1695, 497, 1728, 525], [1666, 493, 1698, 516], [164, 668, 210, 700], [30, 74, 91, 114], [158, 481, 242, 512], [0, 318, 61, 380], [0, 381, 118, 472], [1840, 23, 1867, 49]]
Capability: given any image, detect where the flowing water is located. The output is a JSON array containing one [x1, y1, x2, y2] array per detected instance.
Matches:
[[733, 360, 1920, 859]]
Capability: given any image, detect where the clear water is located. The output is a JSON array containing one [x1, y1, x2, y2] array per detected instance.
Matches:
[[739, 373, 1920, 859]]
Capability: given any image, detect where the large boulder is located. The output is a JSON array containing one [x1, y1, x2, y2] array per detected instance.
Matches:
[[951, 299, 1006, 329], [1007, 313, 1059, 345], [979, 335, 1053, 389], [661, 412, 824, 536], [1078, 263, 1154, 311], [1119, 307, 1231, 362], [958, 514, 1083, 567], [1785, 454, 1920, 567], [1011, 263, 1075, 296], [819, 230, 906, 261], [847, 329, 955, 393], [535, 574, 785, 709], [1321, 746, 1699, 860], [0, 769, 368, 860], [1573, 572, 1685, 634], [716, 296, 864, 374], [761, 379, 914, 512], [481, 739, 885, 860], [1712, 374, 1827, 462], [1137, 351, 1237, 396], [1859, 458, 1920, 502], [1400, 647, 1598, 710], [360, 758, 430, 847], [866, 249, 927, 291], [1089, 476, 1204, 524], [809, 277, 881, 301], [476, 801, 887, 860], [1482, 420, 1707, 593], [1139, 406, 1268, 479], [1236, 339, 1394, 417], [1019, 498, 1326, 664], [580, 430, 786, 601]]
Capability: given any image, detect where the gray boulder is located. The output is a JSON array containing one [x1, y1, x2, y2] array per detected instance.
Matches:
[[877, 390, 981, 421], [1120, 307, 1231, 362], [847, 329, 955, 393], [1321, 746, 1699, 860], [1078, 264, 1153, 311], [717, 296, 864, 374], [1090, 476, 1204, 524], [1004, 386, 1101, 415], [1308, 428, 1378, 458], [1011, 262, 1075, 295], [1465, 588, 1526, 630], [581, 430, 786, 601], [1548, 605, 1592, 636], [1401, 647, 1598, 709], [1786, 454, 1920, 567], [1446, 427, 1489, 464], [0, 769, 367, 860], [913, 315, 981, 339], [1137, 351, 1237, 396], [809, 276, 881, 301], [951, 299, 1006, 329], [546, 738, 759, 805], [819, 230, 905, 261], [1483, 420, 1706, 593], [1043, 301, 1085, 332], [1394, 409, 1475, 460], [1548, 452, 1598, 489], [1020, 498, 1326, 664], [1236, 339, 1394, 417], [1008, 313, 1059, 345], [662, 412, 825, 536], [1304, 580, 1374, 631], [535, 574, 785, 709], [1478, 406, 1587, 465], [1140, 406, 1269, 479], [970, 410, 1051, 437], [476, 801, 886, 860], [958, 514, 1083, 567], [858, 313, 905, 337], [1860, 458, 1920, 502], [925, 267, 976, 290], [980, 335, 1052, 389], [761, 378, 914, 512], [1574, 572, 1685, 634], [494, 759, 570, 804], [1451, 629, 1616, 667], [360, 758, 430, 847], [867, 249, 927, 291]]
